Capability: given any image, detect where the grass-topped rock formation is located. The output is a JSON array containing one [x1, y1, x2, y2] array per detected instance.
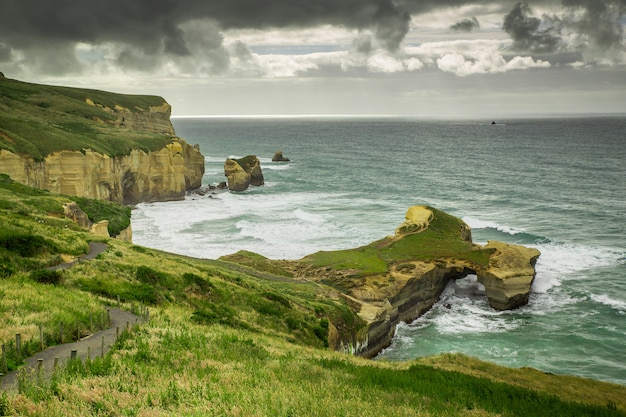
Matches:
[[223, 206, 540, 358], [0, 76, 204, 204]]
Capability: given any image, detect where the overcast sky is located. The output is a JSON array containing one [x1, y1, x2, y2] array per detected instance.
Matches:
[[1, 0, 624, 116]]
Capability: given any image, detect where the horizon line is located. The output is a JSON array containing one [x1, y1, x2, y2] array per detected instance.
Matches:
[[171, 112, 626, 119]]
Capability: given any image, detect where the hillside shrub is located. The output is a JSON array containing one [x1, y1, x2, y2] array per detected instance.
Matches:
[[130, 283, 160, 304], [191, 304, 242, 328], [182, 272, 214, 293], [136, 265, 166, 285], [30, 269, 63, 285], [313, 318, 330, 347], [262, 291, 291, 308], [0, 233, 51, 257]]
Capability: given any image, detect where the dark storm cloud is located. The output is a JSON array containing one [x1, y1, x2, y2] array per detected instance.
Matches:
[[0, 0, 623, 77], [503, 0, 625, 53], [503, 2, 561, 52], [0, 44, 12, 62], [0, 0, 411, 55], [561, 0, 626, 49], [450, 17, 481, 32]]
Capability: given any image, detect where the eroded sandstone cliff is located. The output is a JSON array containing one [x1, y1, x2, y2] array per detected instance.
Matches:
[[0, 138, 203, 204], [0, 89, 204, 204]]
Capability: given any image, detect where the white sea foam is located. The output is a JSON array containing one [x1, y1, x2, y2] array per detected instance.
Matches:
[[263, 163, 292, 171], [589, 293, 626, 313], [132, 190, 380, 259], [462, 216, 526, 235], [409, 276, 522, 335], [531, 242, 624, 293]]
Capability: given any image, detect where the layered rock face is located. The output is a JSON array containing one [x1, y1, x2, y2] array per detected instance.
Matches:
[[0, 138, 204, 205], [0, 95, 204, 205], [477, 241, 541, 310], [86, 98, 175, 135], [224, 155, 264, 192]]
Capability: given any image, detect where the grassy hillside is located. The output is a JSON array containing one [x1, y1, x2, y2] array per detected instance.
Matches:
[[0, 77, 171, 160], [1, 179, 625, 416]]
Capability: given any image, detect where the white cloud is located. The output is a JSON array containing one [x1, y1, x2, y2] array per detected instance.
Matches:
[[367, 52, 406, 73], [224, 25, 355, 47], [505, 56, 551, 71], [255, 53, 321, 78], [436, 51, 550, 76]]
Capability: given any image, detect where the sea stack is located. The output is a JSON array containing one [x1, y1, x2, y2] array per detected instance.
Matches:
[[224, 155, 264, 191]]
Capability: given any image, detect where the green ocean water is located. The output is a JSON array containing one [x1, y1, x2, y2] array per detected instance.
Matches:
[[132, 115, 626, 385]]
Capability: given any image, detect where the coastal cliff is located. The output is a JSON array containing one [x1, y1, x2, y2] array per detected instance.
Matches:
[[0, 77, 204, 204], [0, 139, 204, 204]]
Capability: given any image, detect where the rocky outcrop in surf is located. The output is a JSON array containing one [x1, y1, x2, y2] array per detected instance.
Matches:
[[477, 241, 540, 311], [272, 151, 290, 162], [224, 155, 264, 192]]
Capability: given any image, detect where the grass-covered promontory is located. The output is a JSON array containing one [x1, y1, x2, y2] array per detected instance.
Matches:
[[0, 77, 171, 160], [223, 206, 493, 294], [1, 180, 625, 416]]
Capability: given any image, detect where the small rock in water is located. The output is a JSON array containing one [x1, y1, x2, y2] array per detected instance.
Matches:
[[272, 151, 290, 162]]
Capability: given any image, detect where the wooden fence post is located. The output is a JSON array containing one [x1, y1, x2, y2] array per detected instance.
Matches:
[[39, 325, 44, 351], [70, 349, 77, 360], [1, 344, 7, 374], [15, 334, 21, 360]]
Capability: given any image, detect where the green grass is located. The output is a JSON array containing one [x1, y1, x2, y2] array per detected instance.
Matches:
[[219, 250, 294, 278], [0, 77, 172, 160], [301, 206, 493, 284], [8, 314, 626, 416], [304, 247, 390, 275], [2, 180, 626, 416]]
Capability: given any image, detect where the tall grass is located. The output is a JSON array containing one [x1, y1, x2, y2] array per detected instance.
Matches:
[[0, 277, 106, 371], [6, 310, 625, 417]]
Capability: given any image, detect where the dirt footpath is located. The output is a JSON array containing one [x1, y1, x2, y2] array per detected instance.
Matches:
[[0, 308, 142, 393], [48, 241, 109, 270]]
